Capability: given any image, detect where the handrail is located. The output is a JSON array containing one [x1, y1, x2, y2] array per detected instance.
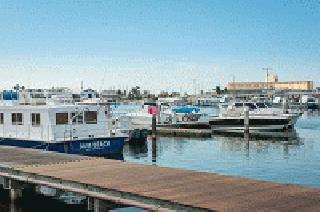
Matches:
[[0, 120, 118, 143]]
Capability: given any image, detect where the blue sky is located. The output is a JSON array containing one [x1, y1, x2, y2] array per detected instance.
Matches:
[[0, 0, 319, 92]]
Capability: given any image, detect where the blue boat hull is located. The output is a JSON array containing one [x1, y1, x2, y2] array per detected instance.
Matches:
[[0, 137, 126, 156]]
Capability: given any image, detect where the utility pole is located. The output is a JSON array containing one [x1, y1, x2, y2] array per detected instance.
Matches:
[[262, 68, 272, 90], [262, 68, 272, 95]]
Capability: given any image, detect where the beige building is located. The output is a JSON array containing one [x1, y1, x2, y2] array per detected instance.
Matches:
[[226, 74, 313, 91]]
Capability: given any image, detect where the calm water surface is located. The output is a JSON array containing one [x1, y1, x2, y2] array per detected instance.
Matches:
[[124, 110, 320, 188]]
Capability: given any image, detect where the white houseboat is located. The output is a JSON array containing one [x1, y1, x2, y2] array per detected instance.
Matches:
[[0, 100, 126, 156]]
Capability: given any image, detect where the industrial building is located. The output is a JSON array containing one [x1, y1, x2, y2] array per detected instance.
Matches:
[[226, 74, 313, 92]]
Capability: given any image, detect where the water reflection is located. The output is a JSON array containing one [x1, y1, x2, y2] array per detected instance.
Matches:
[[123, 115, 320, 188], [213, 130, 301, 158], [151, 139, 157, 164], [124, 141, 148, 158], [125, 130, 302, 164]]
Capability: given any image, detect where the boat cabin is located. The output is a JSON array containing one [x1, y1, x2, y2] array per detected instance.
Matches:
[[0, 104, 110, 143]]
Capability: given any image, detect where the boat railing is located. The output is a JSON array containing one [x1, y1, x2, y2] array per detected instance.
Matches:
[[0, 120, 117, 143]]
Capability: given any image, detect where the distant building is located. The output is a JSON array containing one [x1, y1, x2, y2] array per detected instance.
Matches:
[[226, 74, 313, 92], [158, 91, 169, 98], [80, 89, 98, 99], [128, 86, 142, 100], [267, 73, 279, 83], [100, 89, 126, 103]]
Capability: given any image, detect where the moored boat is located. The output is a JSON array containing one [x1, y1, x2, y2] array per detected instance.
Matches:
[[210, 102, 300, 133], [0, 102, 126, 156]]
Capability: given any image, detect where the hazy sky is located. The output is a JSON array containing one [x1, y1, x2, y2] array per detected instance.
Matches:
[[0, 0, 319, 92]]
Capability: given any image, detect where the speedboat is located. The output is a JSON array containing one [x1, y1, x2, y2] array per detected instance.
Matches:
[[210, 102, 300, 133]]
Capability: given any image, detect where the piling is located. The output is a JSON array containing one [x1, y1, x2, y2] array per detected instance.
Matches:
[[244, 107, 249, 134], [87, 197, 101, 212], [152, 139, 157, 164], [10, 188, 22, 202], [87, 197, 94, 210], [283, 97, 288, 113], [156, 105, 161, 124], [94, 199, 100, 212], [8, 179, 23, 202], [152, 114, 156, 140]]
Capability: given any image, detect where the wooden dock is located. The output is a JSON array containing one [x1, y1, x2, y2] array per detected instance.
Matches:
[[157, 128, 212, 137], [0, 146, 320, 211], [157, 122, 212, 137]]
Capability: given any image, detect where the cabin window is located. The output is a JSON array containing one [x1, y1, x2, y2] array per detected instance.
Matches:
[[85, 111, 97, 124], [31, 113, 41, 126], [56, 113, 68, 125], [0, 113, 3, 124], [12, 113, 23, 125], [71, 112, 83, 124]]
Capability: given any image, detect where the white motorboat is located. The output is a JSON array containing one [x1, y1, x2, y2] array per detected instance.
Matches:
[[210, 102, 300, 133]]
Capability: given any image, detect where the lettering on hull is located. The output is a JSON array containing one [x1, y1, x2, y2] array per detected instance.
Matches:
[[79, 140, 111, 151]]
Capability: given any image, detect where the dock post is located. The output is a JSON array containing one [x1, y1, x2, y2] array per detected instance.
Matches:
[[152, 114, 156, 141], [283, 97, 288, 113], [87, 197, 94, 211], [94, 199, 100, 212], [7, 179, 30, 205], [152, 138, 157, 164], [157, 105, 161, 124], [244, 107, 249, 134], [8, 180, 23, 203], [10, 188, 22, 202], [87, 197, 101, 212]]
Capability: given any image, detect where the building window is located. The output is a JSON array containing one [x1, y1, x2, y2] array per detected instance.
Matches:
[[85, 111, 97, 124], [0, 113, 3, 124], [71, 112, 83, 124], [56, 113, 68, 125], [12, 113, 23, 125], [31, 113, 41, 126]]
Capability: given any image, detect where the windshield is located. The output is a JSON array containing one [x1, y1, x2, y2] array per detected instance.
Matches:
[[256, 102, 266, 108], [244, 103, 257, 110]]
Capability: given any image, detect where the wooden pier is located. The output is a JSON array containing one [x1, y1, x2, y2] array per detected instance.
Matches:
[[157, 121, 212, 137], [157, 128, 212, 137], [0, 146, 320, 211]]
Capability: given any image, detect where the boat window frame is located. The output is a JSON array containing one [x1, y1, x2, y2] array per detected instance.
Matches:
[[84, 111, 97, 124], [56, 112, 69, 125], [255, 102, 266, 108], [12, 113, 23, 125], [31, 113, 41, 127], [234, 103, 243, 107], [71, 111, 84, 125]]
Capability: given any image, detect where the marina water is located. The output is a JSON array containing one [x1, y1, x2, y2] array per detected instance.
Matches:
[[124, 110, 320, 188]]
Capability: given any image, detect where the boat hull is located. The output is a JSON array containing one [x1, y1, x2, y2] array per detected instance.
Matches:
[[209, 116, 295, 132], [0, 137, 126, 156]]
